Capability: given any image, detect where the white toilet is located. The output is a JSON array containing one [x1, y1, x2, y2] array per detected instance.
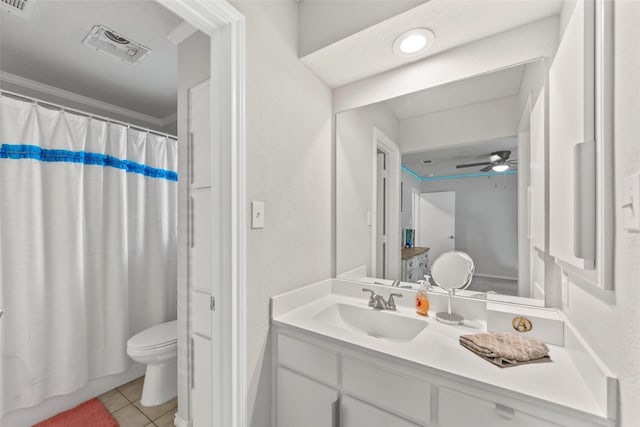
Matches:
[[126, 320, 178, 407]]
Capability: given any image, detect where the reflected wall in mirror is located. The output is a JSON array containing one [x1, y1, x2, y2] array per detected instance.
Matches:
[[336, 59, 546, 300]]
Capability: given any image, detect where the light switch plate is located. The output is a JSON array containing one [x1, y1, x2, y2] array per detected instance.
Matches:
[[623, 172, 640, 232], [251, 201, 264, 229], [366, 211, 373, 226]]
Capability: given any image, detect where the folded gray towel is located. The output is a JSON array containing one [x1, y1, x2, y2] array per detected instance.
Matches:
[[460, 332, 551, 368]]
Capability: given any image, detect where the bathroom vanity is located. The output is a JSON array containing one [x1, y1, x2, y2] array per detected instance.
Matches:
[[271, 279, 616, 427], [401, 247, 430, 282]]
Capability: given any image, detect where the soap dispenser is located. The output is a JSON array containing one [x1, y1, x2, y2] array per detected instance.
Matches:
[[416, 279, 429, 316]]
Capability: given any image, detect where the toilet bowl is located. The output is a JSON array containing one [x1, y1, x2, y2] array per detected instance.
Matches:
[[126, 320, 177, 407]]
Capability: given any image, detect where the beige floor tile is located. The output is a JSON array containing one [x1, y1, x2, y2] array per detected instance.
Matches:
[[112, 403, 152, 427], [144, 424, 156, 427], [98, 388, 130, 413], [118, 376, 145, 402], [153, 410, 176, 427], [134, 397, 177, 421]]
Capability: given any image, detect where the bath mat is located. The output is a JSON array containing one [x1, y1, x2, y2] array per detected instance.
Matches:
[[33, 398, 119, 427]]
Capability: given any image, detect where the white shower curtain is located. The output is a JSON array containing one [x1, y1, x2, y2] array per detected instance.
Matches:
[[0, 94, 177, 416]]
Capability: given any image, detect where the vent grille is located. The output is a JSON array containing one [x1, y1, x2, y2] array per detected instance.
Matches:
[[82, 25, 151, 65], [1, 0, 36, 18]]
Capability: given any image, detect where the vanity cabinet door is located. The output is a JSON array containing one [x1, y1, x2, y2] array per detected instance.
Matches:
[[277, 367, 339, 427], [439, 387, 563, 427], [341, 395, 422, 427]]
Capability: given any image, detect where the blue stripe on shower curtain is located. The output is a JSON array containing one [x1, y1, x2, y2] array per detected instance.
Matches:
[[0, 144, 178, 182]]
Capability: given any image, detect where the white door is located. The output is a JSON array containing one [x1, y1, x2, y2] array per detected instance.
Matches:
[[188, 80, 214, 426], [419, 191, 455, 262], [277, 368, 339, 427]]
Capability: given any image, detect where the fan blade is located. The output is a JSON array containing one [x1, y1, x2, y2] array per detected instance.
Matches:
[[480, 165, 494, 172], [456, 162, 491, 169]]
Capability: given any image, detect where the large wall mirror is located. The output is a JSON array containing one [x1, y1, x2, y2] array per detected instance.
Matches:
[[334, 0, 611, 305], [336, 60, 544, 301]]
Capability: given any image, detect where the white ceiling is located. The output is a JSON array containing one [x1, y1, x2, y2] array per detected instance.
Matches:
[[386, 64, 525, 120], [402, 137, 518, 178], [0, 0, 181, 119], [377, 63, 528, 178], [301, 0, 562, 88]]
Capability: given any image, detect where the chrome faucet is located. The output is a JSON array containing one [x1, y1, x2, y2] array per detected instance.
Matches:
[[386, 293, 402, 311], [362, 288, 403, 311]]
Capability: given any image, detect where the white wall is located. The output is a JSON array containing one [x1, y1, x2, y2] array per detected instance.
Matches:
[[228, 2, 333, 426], [401, 169, 421, 233], [336, 102, 399, 276], [559, 2, 640, 425], [517, 60, 546, 117], [421, 174, 518, 279], [399, 96, 520, 153]]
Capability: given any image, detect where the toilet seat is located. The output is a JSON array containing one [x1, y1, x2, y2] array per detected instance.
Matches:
[[127, 320, 177, 352]]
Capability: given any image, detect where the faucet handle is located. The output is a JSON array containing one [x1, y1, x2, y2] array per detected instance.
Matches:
[[386, 293, 403, 310], [362, 288, 376, 307]]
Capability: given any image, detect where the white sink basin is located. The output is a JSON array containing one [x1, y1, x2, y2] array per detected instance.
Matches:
[[313, 303, 427, 342]]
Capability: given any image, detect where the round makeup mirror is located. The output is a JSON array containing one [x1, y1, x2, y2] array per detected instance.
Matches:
[[431, 251, 475, 325]]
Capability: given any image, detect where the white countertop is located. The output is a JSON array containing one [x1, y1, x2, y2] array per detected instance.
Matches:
[[271, 279, 611, 425]]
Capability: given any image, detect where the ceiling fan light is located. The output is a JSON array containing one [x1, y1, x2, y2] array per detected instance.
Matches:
[[492, 164, 509, 172]]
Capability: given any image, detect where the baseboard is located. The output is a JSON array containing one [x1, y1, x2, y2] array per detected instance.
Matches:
[[473, 273, 518, 281], [174, 413, 192, 427]]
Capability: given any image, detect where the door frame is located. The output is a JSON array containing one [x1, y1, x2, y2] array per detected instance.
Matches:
[[156, 2, 246, 427], [372, 128, 401, 280]]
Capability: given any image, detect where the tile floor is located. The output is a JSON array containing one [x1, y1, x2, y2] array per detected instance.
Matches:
[[98, 376, 177, 427]]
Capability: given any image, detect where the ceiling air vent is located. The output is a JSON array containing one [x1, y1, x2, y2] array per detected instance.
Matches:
[[82, 25, 151, 64], [1, 0, 36, 19]]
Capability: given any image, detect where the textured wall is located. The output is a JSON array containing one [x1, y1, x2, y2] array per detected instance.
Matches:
[[336, 102, 399, 276], [229, 2, 333, 426], [421, 174, 519, 279]]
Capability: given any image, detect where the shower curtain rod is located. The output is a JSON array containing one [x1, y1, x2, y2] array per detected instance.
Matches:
[[0, 89, 178, 141]]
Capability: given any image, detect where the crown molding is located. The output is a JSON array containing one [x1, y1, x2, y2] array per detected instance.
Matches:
[[0, 71, 169, 127], [162, 112, 178, 125], [167, 21, 197, 46]]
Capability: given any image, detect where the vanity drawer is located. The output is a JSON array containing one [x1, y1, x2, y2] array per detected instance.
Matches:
[[438, 387, 578, 427], [277, 334, 339, 387], [342, 356, 431, 423]]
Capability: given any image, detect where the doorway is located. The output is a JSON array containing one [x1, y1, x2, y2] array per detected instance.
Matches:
[[418, 191, 456, 263]]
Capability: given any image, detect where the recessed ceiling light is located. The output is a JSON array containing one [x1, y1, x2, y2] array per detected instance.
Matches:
[[393, 29, 435, 57]]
